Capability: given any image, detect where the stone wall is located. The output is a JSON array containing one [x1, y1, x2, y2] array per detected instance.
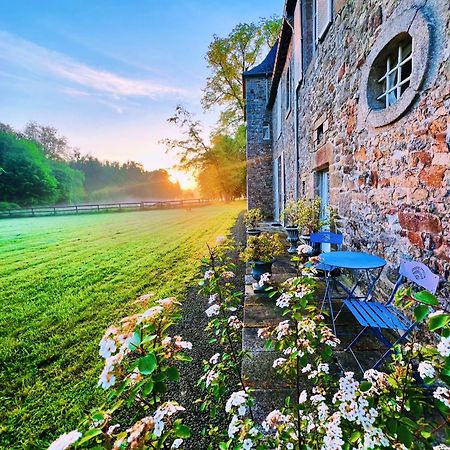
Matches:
[[245, 76, 274, 218], [279, 0, 450, 300]]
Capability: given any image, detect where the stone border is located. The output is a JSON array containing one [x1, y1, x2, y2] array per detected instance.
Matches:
[[358, 6, 431, 128]]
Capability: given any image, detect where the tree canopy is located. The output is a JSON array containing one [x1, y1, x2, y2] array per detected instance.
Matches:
[[163, 106, 246, 200], [202, 16, 281, 130]]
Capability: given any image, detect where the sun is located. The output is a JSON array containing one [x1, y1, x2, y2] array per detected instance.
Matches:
[[169, 169, 197, 191]]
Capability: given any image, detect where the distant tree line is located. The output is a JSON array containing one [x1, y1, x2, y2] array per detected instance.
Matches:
[[0, 122, 182, 208]]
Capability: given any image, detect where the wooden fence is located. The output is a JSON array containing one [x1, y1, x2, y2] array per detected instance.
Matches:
[[0, 199, 211, 219]]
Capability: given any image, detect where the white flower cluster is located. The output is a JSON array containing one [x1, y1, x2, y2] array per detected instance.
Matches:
[[275, 320, 290, 340], [433, 386, 450, 408], [204, 270, 214, 280], [222, 271, 235, 280], [276, 292, 292, 309], [298, 244, 314, 255], [418, 361, 435, 380], [258, 272, 271, 287], [225, 390, 248, 415], [437, 335, 450, 357], [262, 409, 290, 431], [228, 315, 243, 330], [153, 402, 185, 437], [48, 430, 82, 450], [205, 304, 220, 317]]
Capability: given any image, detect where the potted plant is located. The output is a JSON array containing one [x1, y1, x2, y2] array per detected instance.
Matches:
[[243, 208, 264, 236], [239, 232, 285, 281], [281, 200, 300, 254]]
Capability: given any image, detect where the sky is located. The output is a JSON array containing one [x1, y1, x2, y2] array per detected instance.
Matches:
[[0, 0, 283, 188]]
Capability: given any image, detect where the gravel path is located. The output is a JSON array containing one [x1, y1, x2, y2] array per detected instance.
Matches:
[[169, 212, 246, 449]]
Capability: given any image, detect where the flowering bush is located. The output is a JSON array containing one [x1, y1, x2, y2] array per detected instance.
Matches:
[[243, 208, 264, 229], [48, 295, 192, 450], [255, 261, 450, 449], [239, 232, 285, 263]]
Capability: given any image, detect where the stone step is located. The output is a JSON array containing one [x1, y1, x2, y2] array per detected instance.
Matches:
[[244, 303, 284, 327], [242, 351, 293, 389]]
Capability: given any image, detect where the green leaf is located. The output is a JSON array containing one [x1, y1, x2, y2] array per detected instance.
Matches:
[[174, 424, 191, 438], [349, 431, 360, 443], [413, 305, 430, 322], [154, 381, 167, 394], [166, 365, 179, 381], [128, 330, 141, 350], [387, 418, 397, 434], [429, 313, 450, 331], [77, 429, 103, 445], [397, 424, 412, 447], [359, 381, 372, 392], [413, 291, 439, 306], [219, 441, 231, 450], [142, 381, 154, 396], [138, 353, 157, 375]]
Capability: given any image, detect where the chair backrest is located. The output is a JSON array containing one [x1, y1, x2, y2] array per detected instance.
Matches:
[[399, 259, 440, 294], [309, 231, 343, 248]]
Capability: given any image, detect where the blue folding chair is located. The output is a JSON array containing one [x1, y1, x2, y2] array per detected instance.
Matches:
[[344, 259, 440, 371], [309, 232, 344, 333]]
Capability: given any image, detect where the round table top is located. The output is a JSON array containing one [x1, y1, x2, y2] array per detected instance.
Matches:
[[319, 251, 387, 270]]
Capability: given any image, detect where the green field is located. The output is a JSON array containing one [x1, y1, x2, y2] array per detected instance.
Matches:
[[0, 202, 244, 449]]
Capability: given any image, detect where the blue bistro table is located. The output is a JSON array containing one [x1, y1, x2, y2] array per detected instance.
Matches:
[[318, 251, 387, 334]]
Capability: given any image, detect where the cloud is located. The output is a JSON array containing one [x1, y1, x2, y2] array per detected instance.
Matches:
[[0, 30, 187, 101]]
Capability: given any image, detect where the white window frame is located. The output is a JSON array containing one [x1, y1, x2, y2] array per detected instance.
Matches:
[[293, 0, 303, 86], [285, 64, 291, 116], [276, 87, 282, 139], [314, 0, 333, 44], [377, 42, 413, 108], [262, 124, 270, 141]]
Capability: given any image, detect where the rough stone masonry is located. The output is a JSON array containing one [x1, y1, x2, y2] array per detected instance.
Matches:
[[244, 0, 450, 304]]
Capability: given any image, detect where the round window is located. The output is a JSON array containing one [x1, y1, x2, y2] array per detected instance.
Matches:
[[358, 8, 431, 128], [367, 33, 413, 110]]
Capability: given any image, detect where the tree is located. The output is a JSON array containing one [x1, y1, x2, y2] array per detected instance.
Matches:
[[23, 121, 71, 160], [0, 132, 58, 205], [164, 106, 246, 200], [202, 17, 282, 130]]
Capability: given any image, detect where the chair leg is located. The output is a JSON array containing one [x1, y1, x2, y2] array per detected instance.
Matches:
[[345, 325, 369, 352], [372, 324, 417, 370]]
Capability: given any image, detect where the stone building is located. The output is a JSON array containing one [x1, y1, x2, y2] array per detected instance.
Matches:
[[244, 0, 450, 295]]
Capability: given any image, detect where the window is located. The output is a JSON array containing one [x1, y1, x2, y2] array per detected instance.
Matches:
[[275, 93, 282, 139], [263, 124, 270, 140], [376, 38, 412, 108], [294, 0, 303, 85], [316, 122, 324, 145], [314, 0, 333, 44], [285, 65, 291, 111]]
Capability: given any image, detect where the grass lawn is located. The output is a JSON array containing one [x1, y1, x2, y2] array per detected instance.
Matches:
[[0, 202, 244, 449]]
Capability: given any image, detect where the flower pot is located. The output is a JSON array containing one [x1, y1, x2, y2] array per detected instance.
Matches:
[[251, 259, 275, 282], [285, 226, 300, 254], [246, 228, 261, 236]]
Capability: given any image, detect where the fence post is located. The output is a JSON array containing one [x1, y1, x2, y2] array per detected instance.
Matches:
[[76, 206, 78, 213], [54, 207, 56, 215]]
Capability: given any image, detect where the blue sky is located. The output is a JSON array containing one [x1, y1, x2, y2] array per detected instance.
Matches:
[[0, 0, 283, 187]]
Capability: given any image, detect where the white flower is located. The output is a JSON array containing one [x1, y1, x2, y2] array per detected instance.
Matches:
[[242, 438, 254, 449], [205, 369, 219, 387], [238, 405, 247, 416], [228, 315, 243, 330], [433, 445, 450, 450], [161, 336, 172, 347], [287, 444, 294, 450], [48, 430, 82, 450], [106, 424, 120, 436], [257, 327, 270, 339], [318, 363, 329, 374], [205, 304, 220, 317], [298, 244, 313, 255], [138, 306, 164, 324], [99, 334, 117, 359], [204, 270, 214, 280], [249, 427, 258, 437], [437, 336, 450, 357], [433, 387, 450, 408], [208, 293, 218, 304], [157, 297, 180, 309], [153, 420, 164, 437], [301, 364, 312, 373], [174, 336, 192, 350], [209, 353, 220, 365], [225, 390, 248, 413], [228, 415, 240, 438], [299, 390, 308, 404], [262, 409, 289, 430], [276, 293, 291, 309], [98, 353, 122, 390], [273, 358, 287, 368], [171, 438, 183, 449], [418, 361, 435, 380], [275, 320, 290, 340], [222, 271, 235, 279]]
